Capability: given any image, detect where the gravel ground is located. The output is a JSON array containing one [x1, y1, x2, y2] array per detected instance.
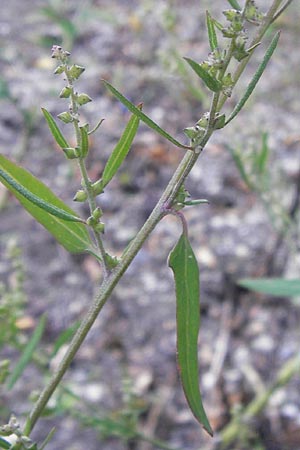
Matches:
[[1, 1, 300, 449]]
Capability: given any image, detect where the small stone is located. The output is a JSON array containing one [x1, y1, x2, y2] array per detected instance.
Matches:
[[134, 370, 153, 395], [251, 335, 275, 352], [195, 246, 217, 268]]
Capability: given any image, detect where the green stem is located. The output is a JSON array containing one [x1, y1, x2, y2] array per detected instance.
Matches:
[[24, 113, 220, 437], [23, 147, 195, 436], [65, 67, 110, 276], [271, 0, 294, 23], [77, 157, 109, 277], [217, 0, 285, 111]]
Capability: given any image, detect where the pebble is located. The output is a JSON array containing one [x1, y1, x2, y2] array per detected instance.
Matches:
[[251, 335, 275, 353]]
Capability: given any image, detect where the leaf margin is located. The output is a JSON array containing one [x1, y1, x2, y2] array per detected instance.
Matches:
[[0, 154, 93, 254], [102, 80, 192, 150], [168, 232, 213, 436]]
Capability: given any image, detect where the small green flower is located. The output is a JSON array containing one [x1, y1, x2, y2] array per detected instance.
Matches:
[[51, 45, 70, 62], [77, 93, 92, 106], [59, 86, 72, 99], [245, 0, 264, 25], [57, 111, 73, 124], [73, 189, 88, 202], [68, 64, 85, 80]]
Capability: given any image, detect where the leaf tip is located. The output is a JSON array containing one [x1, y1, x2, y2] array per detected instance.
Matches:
[[203, 421, 214, 437]]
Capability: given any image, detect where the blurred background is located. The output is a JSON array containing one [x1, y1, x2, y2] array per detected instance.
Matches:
[[1, 1, 300, 449]]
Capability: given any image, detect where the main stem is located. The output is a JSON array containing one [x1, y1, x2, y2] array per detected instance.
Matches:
[[23, 148, 199, 436]]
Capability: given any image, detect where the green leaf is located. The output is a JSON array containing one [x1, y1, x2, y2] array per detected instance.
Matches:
[[0, 155, 92, 254], [227, 0, 242, 10], [42, 108, 69, 149], [226, 145, 253, 189], [101, 112, 140, 189], [168, 233, 213, 436], [206, 11, 218, 51], [7, 315, 47, 390], [0, 438, 10, 449], [102, 80, 191, 150], [238, 278, 300, 297], [80, 125, 89, 158], [0, 157, 83, 223], [256, 132, 269, 174], [226, 31, 280, 125], [184, 199, 209, 206], [39, 428, 56, 450], [184, 57, 222, 92]]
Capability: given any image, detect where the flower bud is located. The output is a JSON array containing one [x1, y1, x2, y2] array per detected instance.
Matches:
[[214, 113, 226, 129], [73, 189, 88, 202], [105, 253, 119, 269], [54, 65, 65, 75], [77, 93, 92, 106], [223, 9, 241, 22], [94, 222, 105, 233], [57, 111, 73, 124], [196, 112, 209, 128], [92, 207, 103, 221], [222, 73, 234, 96], [184, 126, 198, 140], [87, 216, 97, 227], [245, 1, 264, 25], [68, 64, 85, 80], [51, 45, 63, 59], [51, 45, 70, 62], [59, 86, 72, 98], [92, 179, 104, 196]]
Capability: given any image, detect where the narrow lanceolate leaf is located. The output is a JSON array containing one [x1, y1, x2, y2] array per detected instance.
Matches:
[[226, 31, 280, 125], [226, 145, 253, 189], [42, 107, 69, 149], [0, 438, 10, 449], [206, 11, 218, 51], [256, 132, 269, 175], [0, 155, 92, 254], [39, 428, 56, 450], [184, 57, 222, 93], [79, 125, 89, 158], [238, 278, 300, 297], [0, 160, 83, 223], [103, 80, 191, 150], [101, 112, 140, 189], [7, 315, 47, 390], [227, 0, 242, 10], [168, 233, 213, 436]]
